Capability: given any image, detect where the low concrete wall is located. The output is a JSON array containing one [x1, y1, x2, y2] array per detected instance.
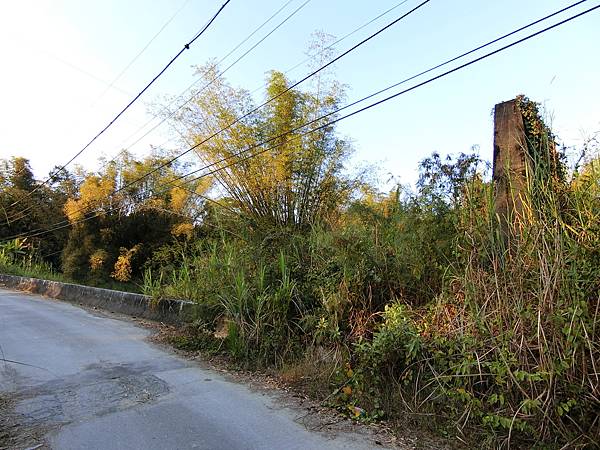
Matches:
[[0, 273, 195, 323]]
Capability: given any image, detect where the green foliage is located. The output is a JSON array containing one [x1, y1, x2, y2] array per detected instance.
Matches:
[[0, 238, 28, 264], [168, 321, 222, 353], [344, 110, 599, 447], [152, 113, 598, 447], [145, 152, 478, 370], [516, 95, 566, 184]]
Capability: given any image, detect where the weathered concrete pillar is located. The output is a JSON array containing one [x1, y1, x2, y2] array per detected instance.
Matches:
[[492, 99, 531, 234]]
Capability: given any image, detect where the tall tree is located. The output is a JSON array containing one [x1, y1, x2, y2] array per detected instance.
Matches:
[[173, 55, 353, 229]]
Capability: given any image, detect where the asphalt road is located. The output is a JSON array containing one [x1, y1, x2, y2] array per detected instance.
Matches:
[[0, 289, 383, 450]]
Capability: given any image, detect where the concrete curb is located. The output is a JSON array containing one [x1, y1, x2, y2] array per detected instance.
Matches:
[[0, 273, 195, 323]]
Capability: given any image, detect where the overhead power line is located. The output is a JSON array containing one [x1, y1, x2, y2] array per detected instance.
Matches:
[[98, 0, 409, 170], [3, 0, 193, 225], [4, 1, 597, 242], [95, 0, 312, 182], [183, 1, 600, 184], [92, 0, 193, 105], [8, 0, 232, 209], [4, 0, 305, 226], [157, 0, 594, 174], [20, 40, 133, 96], [278, 0, 411, 78], [5, 0, 425, 229]]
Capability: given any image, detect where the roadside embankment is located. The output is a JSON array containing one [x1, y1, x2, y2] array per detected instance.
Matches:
[[0, 273, 194, 323]]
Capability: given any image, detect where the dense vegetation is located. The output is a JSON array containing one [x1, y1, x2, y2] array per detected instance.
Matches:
[[1, 59, 598, 448], [0, 151, 208, 290]]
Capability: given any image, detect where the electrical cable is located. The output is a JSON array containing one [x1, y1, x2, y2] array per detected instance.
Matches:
[[92, 0, 193, 105], [97, 0, 410, 172], [99, 0, 433, 198], [95, 0, 311, 182], [278, 0, 412, 79], [8, 0, 232, 209], [186, 2, 600, 185], [1, 0, 193, 224]]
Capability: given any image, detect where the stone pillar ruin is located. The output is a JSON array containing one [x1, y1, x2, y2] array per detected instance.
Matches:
[[492, 99, 531, 235]]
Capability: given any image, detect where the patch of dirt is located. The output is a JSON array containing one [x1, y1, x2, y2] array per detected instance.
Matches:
[[0, 393, 50, 450]]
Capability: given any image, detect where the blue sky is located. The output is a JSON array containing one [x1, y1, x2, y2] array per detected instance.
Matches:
[[0, 0, 598, 188]]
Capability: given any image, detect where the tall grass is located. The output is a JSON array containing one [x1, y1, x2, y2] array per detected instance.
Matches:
[[354, 165, 599, 447]]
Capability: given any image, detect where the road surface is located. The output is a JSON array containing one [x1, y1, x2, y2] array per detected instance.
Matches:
[[0, 289, 385, 449]]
